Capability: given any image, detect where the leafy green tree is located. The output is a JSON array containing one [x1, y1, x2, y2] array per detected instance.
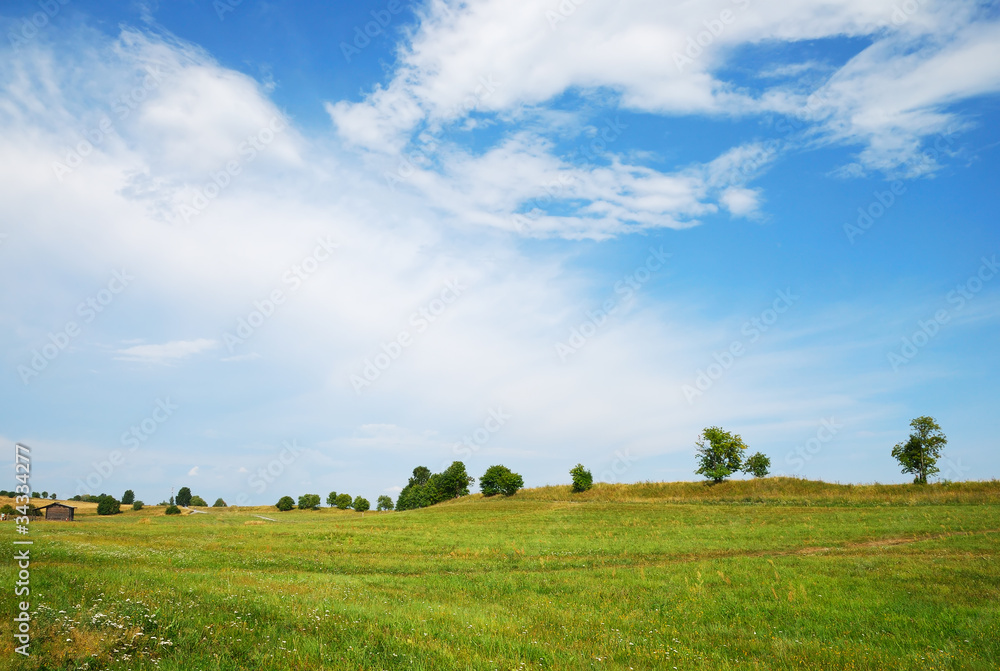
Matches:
[[132, 501, 144, 511], [376, 495, 394, 511], [96, 494, 121, 516], [570, 464, 593, 493], [353, 496, 370, 512], [298, 494, 321, 510], [695, 427, 747, 483], [480, 465, 524, 497], [122, 489, 135, 505], [326, 491, 338, 507], [435, 461, 475, 500], [50, 493, 57, 500], [892, 416, 948, 484], [165, 505, 181, 515], [41, 491, 48, 498], [190, 495, 208, 507], [396, 466, 433, 511], [176, 487, 192, 507], [1, 504, 16, 516], [742, 452, 771, 478], [335, 493, 353, 510], [275, 496, 295, 511], [213, 498, 227, 507]]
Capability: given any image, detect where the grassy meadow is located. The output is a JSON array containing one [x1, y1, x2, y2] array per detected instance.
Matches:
[[2, 479, 999, 670]]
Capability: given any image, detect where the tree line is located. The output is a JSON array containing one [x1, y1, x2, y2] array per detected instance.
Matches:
[[6, 416, 947, 519]]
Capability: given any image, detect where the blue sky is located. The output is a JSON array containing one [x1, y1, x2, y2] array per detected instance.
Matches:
[[2, 0, 998, 506]]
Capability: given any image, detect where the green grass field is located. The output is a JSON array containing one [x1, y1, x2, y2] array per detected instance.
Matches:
[[2, 479, 999, 670]]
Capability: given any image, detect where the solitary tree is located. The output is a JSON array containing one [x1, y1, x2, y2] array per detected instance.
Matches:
[[326, 491, 338, 507], [480, 465, 524, 497], [50, 493, 57, 500], [212, 498, 227, 507], [275, 496, 295, 511], [695, 426, 747, 483], [190, 495, 208, 507], [298, 494, 321, 510], [176, 487, 192, 507], [42, 491, 48, 498], [353, 496, 370, 512], [376, 495, 394, 511], [122, 489, 135, 505], [892, 416, 948, 484], [742, 452, 771, 478], [335, 493, 353, 510], [570, 464, 593, 493]]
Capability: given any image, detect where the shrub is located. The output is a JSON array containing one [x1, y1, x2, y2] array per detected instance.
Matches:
[[122, 490, 135, 505], [376, 495, 394, 511], [570, 464, 593, 493], [212, 498, 227, 507], [132, 501, 144, 511], [0, 504, 15, 516], [353, 496, 370, 512], [335, 493, 353, 510], [743, 452, 771, 478], [164, 505, 181, 515], [96, 495, 121, 516], [189, 495, 207, 507], [480, 465, 524, 497], [276, 496, 295, 511], [298, 494, 321, 510]]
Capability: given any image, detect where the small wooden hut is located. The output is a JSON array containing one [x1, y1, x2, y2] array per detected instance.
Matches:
[[37, 502, 75, 521]]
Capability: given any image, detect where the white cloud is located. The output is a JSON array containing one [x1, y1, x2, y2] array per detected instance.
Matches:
[[188, 466, 199, 476], [115, 339, 217, 364], [720, 187, 762, 217], [329, 0, 1000, 185]]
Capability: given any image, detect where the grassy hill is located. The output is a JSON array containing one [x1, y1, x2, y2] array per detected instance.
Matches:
[[2, 480, 998, 669]]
